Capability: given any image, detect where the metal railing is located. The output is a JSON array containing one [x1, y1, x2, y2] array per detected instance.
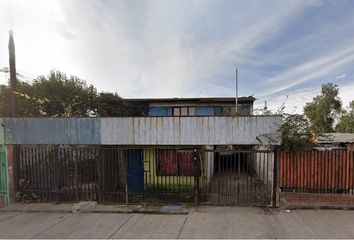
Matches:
[[16, 145, 276, 206], [198, 149, 275, 206], [16, 146, 197, 204]]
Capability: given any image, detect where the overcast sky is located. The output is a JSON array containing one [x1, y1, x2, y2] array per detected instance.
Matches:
[[1, 0, 354, 113]]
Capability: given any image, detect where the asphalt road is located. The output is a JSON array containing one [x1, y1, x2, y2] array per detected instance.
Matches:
[[1, 206, 354, 239]]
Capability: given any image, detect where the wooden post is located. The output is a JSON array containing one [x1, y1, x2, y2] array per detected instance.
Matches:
[[7, 31, 19, 204], [7, 145, 18, 203], [8, 30, 17, 117]]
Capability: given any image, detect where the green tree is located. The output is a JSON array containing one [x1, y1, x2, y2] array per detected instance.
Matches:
[[304, 83, 342, 133], [280, 114, 315, 152], [0, 71, 98, 117], [336, 100, 354, 133], [0, 81, 40, 117], [32, 71, 98, 117], [0, 70, 148, 117], [96, 92, 148, 117]]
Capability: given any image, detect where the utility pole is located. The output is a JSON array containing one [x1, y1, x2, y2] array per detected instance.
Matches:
[[7, 30, 18, 205], [235, 68, 238, 114], [8, 30, 17, 117]]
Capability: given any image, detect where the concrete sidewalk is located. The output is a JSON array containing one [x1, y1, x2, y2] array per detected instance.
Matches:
[[1, 205, 354, 238]]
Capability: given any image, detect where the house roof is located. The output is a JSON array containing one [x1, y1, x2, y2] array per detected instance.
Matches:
[[125, 96, 256, 104], [317, 133, 354, 144]]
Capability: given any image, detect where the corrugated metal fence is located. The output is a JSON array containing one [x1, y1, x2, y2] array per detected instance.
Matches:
[[280, 150, 354, 194]]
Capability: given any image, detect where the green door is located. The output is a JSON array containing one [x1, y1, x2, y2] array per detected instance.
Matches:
[[0, 147, 9, 206]]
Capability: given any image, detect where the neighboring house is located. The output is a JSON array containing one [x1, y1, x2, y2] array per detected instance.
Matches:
[[317, 133, 354, 151], [126, 96, 255, 116]]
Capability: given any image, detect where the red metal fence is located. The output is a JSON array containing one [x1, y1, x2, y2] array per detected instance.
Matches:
[[280, 150, 354, 194]]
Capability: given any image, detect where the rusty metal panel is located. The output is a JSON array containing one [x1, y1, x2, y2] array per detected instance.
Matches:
[[4, 118, 101, 145], [280, 150, 354, 193]]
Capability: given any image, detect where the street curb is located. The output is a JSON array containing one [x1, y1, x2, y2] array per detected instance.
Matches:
[[280, 205, 354, 211], [0, 207, 191, 215], [0, 209, 74, 213]]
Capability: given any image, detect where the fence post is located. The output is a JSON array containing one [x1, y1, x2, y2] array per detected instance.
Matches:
[[96, 148, 103, 203], [272, 147, 280, 207], [7, 145, 19, 203], [125, 150, 129, 204], [55, 147, 60, 203], [194, 147, 200, 206], [74, 150, 79, 202]]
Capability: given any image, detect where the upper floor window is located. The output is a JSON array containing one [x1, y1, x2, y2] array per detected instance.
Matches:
[[148, 107, 172, 116], [148, 104, 252, 117], [173, 107, 195, 116]]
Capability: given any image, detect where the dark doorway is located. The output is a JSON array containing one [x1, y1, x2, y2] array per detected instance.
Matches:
[[207, 149, 273, 206]]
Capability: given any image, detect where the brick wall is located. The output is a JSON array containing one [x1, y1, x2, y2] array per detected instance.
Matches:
[[0, 196, 4, 208], [280, 192, 354, 208]]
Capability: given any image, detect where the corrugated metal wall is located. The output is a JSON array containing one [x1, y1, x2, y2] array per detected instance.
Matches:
[[280, 150, 354, 193], [4, 118, 101, 145], [100, 116, 281, 145], [3, 116, 281, 145]]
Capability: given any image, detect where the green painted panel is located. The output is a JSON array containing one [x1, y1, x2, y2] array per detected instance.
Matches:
[[0, 146, 9, 205]]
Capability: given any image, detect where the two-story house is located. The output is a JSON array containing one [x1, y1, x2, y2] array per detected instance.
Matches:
[[2, 96, 280, 206], [126, 96, 255, 117]]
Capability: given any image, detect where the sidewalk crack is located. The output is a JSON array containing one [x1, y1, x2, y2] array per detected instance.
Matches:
[[106, 214, 135, 239], [177, 212, 190, 239], [31, 212, 75, 239]]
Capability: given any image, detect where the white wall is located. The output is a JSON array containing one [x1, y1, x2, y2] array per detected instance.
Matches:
[[204, 145, 214, 189], [254, 147, 274, 193]]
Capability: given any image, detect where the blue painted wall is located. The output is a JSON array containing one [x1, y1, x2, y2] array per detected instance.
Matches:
[[195, 106, 214, 116], [148, 107, 172, 116]]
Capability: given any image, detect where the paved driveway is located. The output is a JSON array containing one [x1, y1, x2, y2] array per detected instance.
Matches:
[[1, 206, 354, 238]]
